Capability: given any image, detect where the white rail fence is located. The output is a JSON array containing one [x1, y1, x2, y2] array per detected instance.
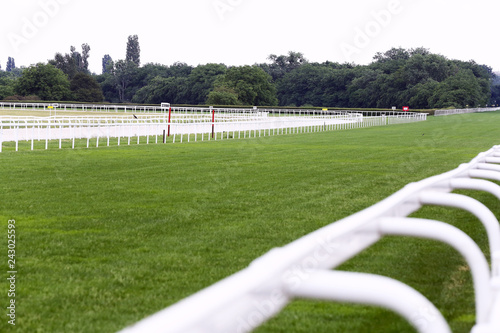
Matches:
[[119, 146, 500, 333], [0, 109, 427, 152], [0, 102, 425, 118], [0, 102, 169, 113], [434, 107, 500, 116]]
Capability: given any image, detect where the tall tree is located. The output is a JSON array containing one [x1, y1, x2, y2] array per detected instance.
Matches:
[[70, 46, 83, 70], [50, 53, 78, 79], [6, 57, 15, 72], [102, 54, 113, 74], [126, 35, 141, 67], [81, 43, 91, 72], [111, 59, 139, 102], [50, 44, 91, 78]]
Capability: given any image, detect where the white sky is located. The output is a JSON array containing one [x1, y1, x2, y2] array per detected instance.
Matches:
[[1, 0, 499, 74]]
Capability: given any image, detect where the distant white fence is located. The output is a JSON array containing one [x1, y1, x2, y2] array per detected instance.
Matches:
[[0, 102, 169, 113], [119, 146, 500, 333], [0, 107, 427, 152], [434, 107, 500, 116]]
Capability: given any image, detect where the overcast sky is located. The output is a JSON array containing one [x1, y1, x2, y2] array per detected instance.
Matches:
[[1, 0, 499, 74]]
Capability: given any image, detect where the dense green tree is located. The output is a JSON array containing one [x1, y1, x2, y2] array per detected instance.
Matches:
[[277, 64, 333, 107], [428, 69, 485, 108], [167, 62, 192, 77], [14, 63, 71, 101], [0, 74, 16, 100], [129, 63, 194, 104], [261, 51, 307, 82], [348, 68, 386, 108], [371, 47, 411, 74], [136, 63, 169, 81], [322, 67, 358, 107], [491, 84, 500, 106], [405, 79, 440, 109], [398, 53, 452, 86], [115, 63, 170, 101], [213, 65, 278, 106], [188, 63, 227, 104], [91, 46, 497, 108], [491, 73, 500, 106], [206, 85, 240, 105], [126, 35, 141, 67], [132, 76, 190, 104], [70, 72, 104, 102], [349, 48, 493, 109], [95, 72, 119, 103]]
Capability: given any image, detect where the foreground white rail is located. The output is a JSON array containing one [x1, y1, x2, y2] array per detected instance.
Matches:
[[119, 146, 500, 333]]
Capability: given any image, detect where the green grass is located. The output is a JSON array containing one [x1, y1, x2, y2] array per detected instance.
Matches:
[[0, 112, 499, 332]]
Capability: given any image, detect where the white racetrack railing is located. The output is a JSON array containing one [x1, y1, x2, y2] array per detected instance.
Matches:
[[0, 102, 426, 119], [435, 107, 500, 116], [0, 110, 427, 152], [119, 146, 500, 333]]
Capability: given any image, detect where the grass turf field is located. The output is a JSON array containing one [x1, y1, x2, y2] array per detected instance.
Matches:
[[0, 112, 499, 332]]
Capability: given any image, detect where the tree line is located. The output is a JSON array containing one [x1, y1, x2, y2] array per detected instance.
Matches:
[[1, 37, 499, 109]]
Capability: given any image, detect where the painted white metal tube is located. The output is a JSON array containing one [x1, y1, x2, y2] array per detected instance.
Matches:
[[447, 178, 500, 201], [484, 157, 500, 164], [417, 191, 500, 270], [467, 169, 500, 182], [471, 278, 500, 332], [477, 163, 500, 172], [445, 178, 500, 277], [286, 270, 451, 333], [377, 217, 492, 324], [488, 278, 500, 323]]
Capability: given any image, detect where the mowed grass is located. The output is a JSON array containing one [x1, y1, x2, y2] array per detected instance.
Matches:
[[0, 112, 499, 332]]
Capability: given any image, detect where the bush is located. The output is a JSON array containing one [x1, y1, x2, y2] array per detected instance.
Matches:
[[3, 95, 41, 101]]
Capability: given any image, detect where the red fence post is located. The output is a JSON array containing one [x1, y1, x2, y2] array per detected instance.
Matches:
[[211, 107, 215, 139], [167, 107, 172, 136]]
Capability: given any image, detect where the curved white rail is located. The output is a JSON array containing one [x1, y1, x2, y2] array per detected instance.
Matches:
[[287, 270, 452, 333]]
